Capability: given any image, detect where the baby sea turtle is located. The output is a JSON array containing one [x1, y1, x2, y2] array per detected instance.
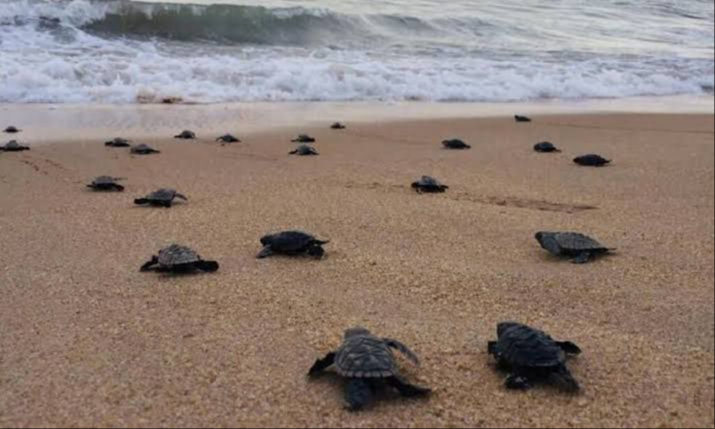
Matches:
[[140, 244, 219, 273], [309, 327, 432, 411], [130, 144, 160, 155], [174, 130, 196, 140], [442, 139, 471, 150], [411, 176, 448, 193], [87, 176, 125, 192], [515, 115, 532, 123], [292, 134, 316, 143], [257, 231, 328, 259], [289, 145, 319, 156], [536, 231, 612, 264], [488, 322, 581, 392], [216, 134, 241, 143], [4, 126, 21, 133], [331, 122, 346, 130], [574, 154, 611, 167], [134, 189, 188, 208], [105, 138, 131, 148], [1, 140, 30, 152], [534, 142, 561, 153]]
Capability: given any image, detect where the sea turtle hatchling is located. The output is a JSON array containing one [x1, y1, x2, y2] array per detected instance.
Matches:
[[140, 244, 219, 273], [257, 231, 329, 259], [134, 189, 188, 208], [291, 134, 316, 143], [0, 140, 30, 152], [330, 122, 346, 130], [442, 139, 471, 150], [105, 137, 131, 147], [309, 327, 432, 411], [130, 144, 160, 155], [534, 142, 561, 153], [536, 231, 612, 264], [174, 130, 196, 140], [574, 154, 611, 167], [3, 126, 21, 133], [216, 134, 241, 143], [289, 145, 319, 156], [515, 115, 532, 123], [488, 322, 582, 392], [411, 176, 448, 193], [87, 176, 125, 192]]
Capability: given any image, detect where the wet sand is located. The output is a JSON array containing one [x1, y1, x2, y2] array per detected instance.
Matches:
[[0, 109, 713, 428]]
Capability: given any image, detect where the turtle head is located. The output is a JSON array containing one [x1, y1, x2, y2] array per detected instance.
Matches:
[[535, 231, 554, 242], [497, 321, 522, 338], [344, 327, 372, 339]]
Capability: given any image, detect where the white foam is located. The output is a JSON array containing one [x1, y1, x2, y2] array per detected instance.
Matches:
[[0, 0, 712, 104]]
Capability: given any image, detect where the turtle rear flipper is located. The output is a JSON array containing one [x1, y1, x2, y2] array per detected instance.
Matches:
[[571, 252, 592, 264], [140, 256, 159, 272], [196, 260, 219, 272], [548, 364, 580, 393], [308, 352, 336, 376], [384, 338, 420, 365], [385, 376, 431, 398], [345, 379, 374, 411]]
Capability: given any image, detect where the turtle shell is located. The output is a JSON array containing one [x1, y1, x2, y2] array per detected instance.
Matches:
[[147, 188, 178, 202], [495, 322, 565, 368], [291, 145, 318, 155], [335, 333, 398, 378], [551, 232, 607, 252], [131, 144, 158, 154], [92, 176, 120, 185], [4, 126, 20, 133], [106, 138, 130, 147], [157, 245, 201, 267], [2, 141, 29, 151], [261, 231, 316, 252], [417, 176, 444, 187]]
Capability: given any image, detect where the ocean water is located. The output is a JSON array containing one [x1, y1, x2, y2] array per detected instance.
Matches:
[[0, 0, 713, 104]]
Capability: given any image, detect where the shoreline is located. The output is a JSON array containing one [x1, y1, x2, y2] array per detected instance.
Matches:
[[1, 95, 713, 145]]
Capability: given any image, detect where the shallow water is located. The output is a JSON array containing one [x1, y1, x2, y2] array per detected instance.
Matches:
[[0, 0, 713, 103]]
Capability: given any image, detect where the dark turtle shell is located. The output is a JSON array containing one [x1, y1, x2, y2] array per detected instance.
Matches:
[[515, 115, 532, 123], [146, 189, 184, 202], [290, 145, 318, 156], [492, 322, 565, 368], [157, 244, 201, 267], [331, 122, 346, 130], [4, 126, 21, 133], [335, 331, 398, 378], [292, 134, 316, 143], [260, 231, 319, 253], [175, 130, 196, 139], [442, 139, 471, 149], [1, 140, 30, 151], [536, 232, 609, 255], [105, 138, 131, 147], [89, 176, 124, 191], [216, 134, 240, 143], [412, 176, 448, 192], [574, 154, 611, 166], [534, 142, 560, 153], [130, 144, 160, 154]]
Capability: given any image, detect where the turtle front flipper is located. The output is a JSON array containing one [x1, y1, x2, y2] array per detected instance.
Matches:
[[505, 372, 532, 390], [140, 256, 160, 272], [557, 341, 582, 356], [384, 338, 420, 365], [257, 246, 274, 259], [196, 260, 219, 272], [308, 352, 336, 376], [175, 193, 188, 202], [548, 364, 580, 393], [307, 244, 325, 259], [112, 184, 125, 192], [134, 198, 149, 205], [385, 376, 431, 398], [571, 252, 592, 264], [344, 378, 374, 411], [487, 341, 499, 357]]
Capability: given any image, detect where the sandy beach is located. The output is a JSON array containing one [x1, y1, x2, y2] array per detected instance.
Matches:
[[0, 105, 713, 428]]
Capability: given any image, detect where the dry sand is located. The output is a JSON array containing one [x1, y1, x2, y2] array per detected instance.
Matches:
[[0, 108, 713, 428]]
